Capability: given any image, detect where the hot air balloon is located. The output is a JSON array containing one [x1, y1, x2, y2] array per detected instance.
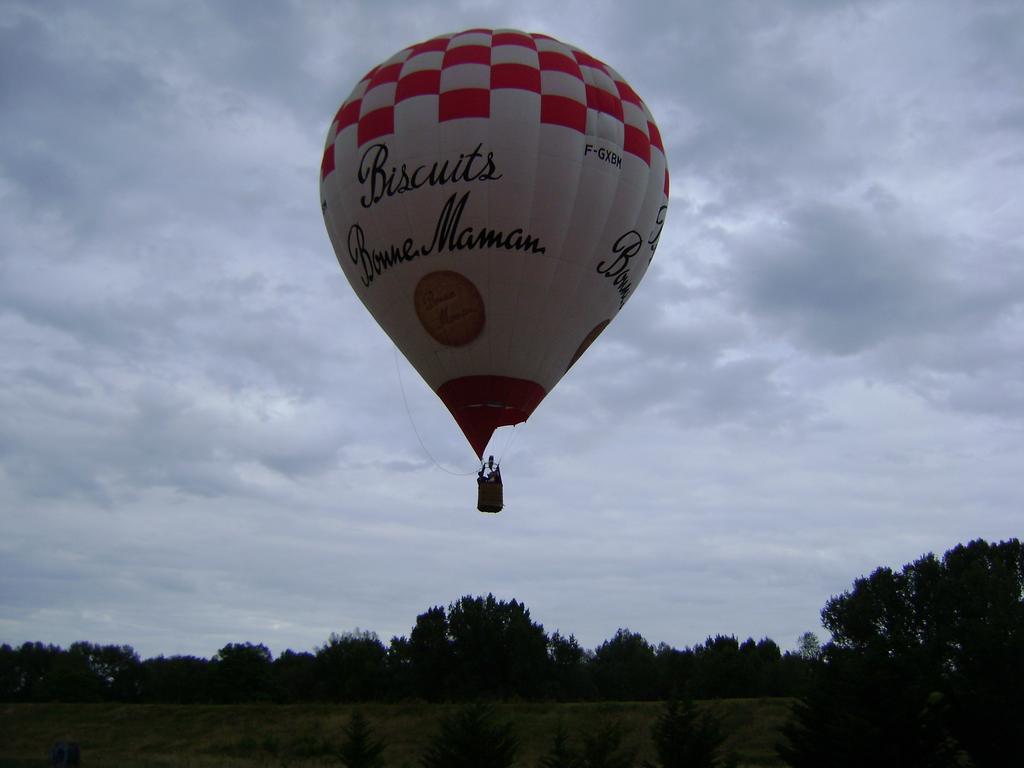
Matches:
[[320, 29, 668, 507]]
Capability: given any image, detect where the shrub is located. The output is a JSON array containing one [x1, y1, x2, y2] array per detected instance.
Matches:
[[420, 703, 519, 768]]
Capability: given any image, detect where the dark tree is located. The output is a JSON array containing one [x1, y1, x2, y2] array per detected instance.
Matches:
[[0, 592, 826, 706], [548, 632, 595, 700], [407, 606, 454, 700], [795, 632, 821, 662], [653, 644, 694, 700], [397, 595, 551, 701], [420, 703, 519, 768], [145, 655, 210, 703], [578, 720, 635, 768], [781, 538, 1023, 768], [446, 594, 550, 699], [537, 723, 580, 768], [0, 644, 16, 701], [38, 644, 103, 701], [140, 654, 212, 703], [645, 698, 734, 768], [689, 636, 745, 699], [338, 711, 386, 768], [316, 630, 388, 702], [775, 650, 814, 699], [68, 642, 141, 701], [210, 643, 273, 703], [268, 649, 315, 702], [8, 643, 63, 701], [739, 637, 791, 697], [591, 629, 661, 701], [385, 635, 414, 699]]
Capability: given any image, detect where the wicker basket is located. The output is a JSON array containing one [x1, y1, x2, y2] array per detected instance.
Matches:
[[477, 482, 504, 513]]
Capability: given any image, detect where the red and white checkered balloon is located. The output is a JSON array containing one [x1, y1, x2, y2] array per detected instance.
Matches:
[[320, 29, 668, 458]]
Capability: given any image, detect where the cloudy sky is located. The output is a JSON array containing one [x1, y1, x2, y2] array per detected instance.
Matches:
[[2, 0, 1021, 660]]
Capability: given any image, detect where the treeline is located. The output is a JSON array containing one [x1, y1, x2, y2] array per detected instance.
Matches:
[[0, 594, 813, 703], [5, 539, 1020, 767], [783, 538, 1023, 768]]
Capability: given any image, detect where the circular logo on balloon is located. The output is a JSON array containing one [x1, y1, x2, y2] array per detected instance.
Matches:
[[414, 271, 486, 347], [567, 319, 611, 370]]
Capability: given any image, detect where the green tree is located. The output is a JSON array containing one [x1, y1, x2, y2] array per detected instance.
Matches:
[[385, 635, 414, 699], [653, 644, 695, 700], [578, 720, 635, 768], [0, 644, 16, 701], [420, 703, 519, 768], [11, 643, 63, 701], [548, 632, 594, 700], [591, 629, 660, 701], [39, 644, 103, 701], [446, 594, 550, 699], [781, 538, 1023, 768], [645, 698, 734, 768], [338, 711, 385, 768], [795, 632, 821, 662], [68, 642, 141, 701], [537, 723, 579, 768], [210, 642, 273, 703], [271, 649, 317, 703], [140, 654, 211, 703], [316, 630, 388, 701], [689, 636, 745, 699], [407, 606, 453, 700]]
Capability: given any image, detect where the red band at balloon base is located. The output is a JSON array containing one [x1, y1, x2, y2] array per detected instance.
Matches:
[[437, 375, 547, 458]]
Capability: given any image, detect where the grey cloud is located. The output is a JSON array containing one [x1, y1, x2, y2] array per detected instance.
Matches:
[[0, 363, 354, 504], [544, 245, 816, 434], [3, 0, 1023, 660], [990, 105, 1024, 136], [716, 194, 1024, 420], [966, 1, 1024, 85], [636, 3, 853, 212], [0, 9, 173, 228], [0, 235, 349, 400], [729, 202, 945, 355], [727, 201, 1023, 356]]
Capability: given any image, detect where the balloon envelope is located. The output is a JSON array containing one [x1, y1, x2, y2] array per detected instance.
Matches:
[[320, 29, 668, 457]]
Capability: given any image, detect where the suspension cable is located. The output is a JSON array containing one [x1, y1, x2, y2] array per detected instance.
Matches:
[[393, 347, 478, 476]]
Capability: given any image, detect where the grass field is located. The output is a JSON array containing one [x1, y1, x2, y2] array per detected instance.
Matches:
[[0, 699, 794, 767]]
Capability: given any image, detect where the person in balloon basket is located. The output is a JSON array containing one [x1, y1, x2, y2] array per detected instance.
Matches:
[[478, 455, 501, 485]]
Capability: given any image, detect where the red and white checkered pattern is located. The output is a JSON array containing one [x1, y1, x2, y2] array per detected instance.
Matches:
[[321, 28, 668, 194]]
